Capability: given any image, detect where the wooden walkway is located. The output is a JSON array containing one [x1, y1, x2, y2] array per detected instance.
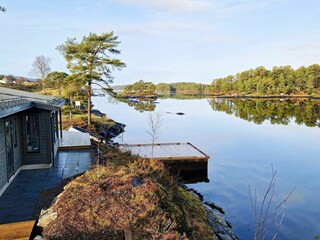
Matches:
[[0, 220, 35, 240], [119, 142, 209, 161], [58, 130, 91, 150]]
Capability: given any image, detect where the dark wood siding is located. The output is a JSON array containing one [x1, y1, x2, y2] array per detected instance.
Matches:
[[0, 119, 6, 190]]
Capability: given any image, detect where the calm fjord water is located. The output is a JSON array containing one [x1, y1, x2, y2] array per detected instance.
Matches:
[[93, 96, 320, 240]]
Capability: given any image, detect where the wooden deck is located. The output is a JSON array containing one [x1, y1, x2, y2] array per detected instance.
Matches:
[[0, 220, 35, 240], [119, 142, 209, 161], [58, 130, 91, 150]]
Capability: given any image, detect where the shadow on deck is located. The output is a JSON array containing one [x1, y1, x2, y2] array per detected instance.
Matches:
[[0, 149, 92, 224]]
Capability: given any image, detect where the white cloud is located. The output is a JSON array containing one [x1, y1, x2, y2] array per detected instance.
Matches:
[[115, 0, 274, 13], [208, 0, 274, 15], [116, 0, 211, 11]]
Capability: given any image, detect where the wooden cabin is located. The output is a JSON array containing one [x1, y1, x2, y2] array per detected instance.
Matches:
[[0, 87, 65, 196]]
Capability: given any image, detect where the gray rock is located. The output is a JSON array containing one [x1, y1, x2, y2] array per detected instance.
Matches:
[[37, 208, 57, 228], [33, 235, 44, 240], [205, 205, 239, 240], [99, 122, 125, 139], [131, 177, 143, 187]]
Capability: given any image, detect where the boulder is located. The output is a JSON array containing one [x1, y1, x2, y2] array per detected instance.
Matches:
[[99, 122, 125, 139], [37, 208, 57, 228]]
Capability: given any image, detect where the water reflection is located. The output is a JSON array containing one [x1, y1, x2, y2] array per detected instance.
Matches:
[[164, 160, 209, 184], [117, 97, 157, 112], [93, 95, 320, 240], [159, 94, 208, 100], [208, 98, 320, 127]]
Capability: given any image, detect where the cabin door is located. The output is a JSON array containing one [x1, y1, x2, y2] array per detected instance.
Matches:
[[4, 119, 14, 179]]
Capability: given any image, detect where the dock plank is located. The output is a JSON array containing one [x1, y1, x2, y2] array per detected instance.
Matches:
[[59, 130, 91, 150], [0, 220, 35, 240], [119, 143, 209, 161]]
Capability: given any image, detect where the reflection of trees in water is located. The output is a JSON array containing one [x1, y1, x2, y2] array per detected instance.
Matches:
[[159, 94, 207, 100], [208, 98, 320, 127], [118, 98, 156, 112]]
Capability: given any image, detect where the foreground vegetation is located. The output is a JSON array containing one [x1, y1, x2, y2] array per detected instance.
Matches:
[[42, 144, 215, 239]]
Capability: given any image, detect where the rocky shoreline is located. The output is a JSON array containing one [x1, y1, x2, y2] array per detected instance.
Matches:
[[187, 188, 238, 240]]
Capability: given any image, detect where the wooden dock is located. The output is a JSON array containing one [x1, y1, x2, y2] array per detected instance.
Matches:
[[58, 130, 91, 150], [0, 220, 36, 240], [119, 142, 209, 161]]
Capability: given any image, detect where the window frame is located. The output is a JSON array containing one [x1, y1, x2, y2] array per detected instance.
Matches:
[[12, 117, 18, 148], [25, 114, 41, 153]]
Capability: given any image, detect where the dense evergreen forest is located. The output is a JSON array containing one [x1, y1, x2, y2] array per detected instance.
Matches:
[[156, 82, 209, 93], [208, 98, 320, 127], [154, 64, 320, 96], [209, 64, 320, 95], [123, 80, 156, 95]]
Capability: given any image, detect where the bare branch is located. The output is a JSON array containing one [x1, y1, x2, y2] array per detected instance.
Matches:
[[30, 55, 51, 79], [249, 165, 296, 240], [147, 111, 163, 158]]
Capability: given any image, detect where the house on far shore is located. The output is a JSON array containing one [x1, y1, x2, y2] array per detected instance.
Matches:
[[0, 77, 12, 85], [0, 87, 65, 196]]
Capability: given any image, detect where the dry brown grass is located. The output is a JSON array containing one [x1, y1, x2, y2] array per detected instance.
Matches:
[[61, 113, 116, 132], [42, 147, 214, 240]]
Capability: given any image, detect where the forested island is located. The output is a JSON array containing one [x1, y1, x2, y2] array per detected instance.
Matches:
[[115, 64, 320, 96], [208, 64, 320, 96]]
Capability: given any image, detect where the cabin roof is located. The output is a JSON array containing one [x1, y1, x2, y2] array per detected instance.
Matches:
[[119, 142, 210, 161], [0, 87, 65, 118]]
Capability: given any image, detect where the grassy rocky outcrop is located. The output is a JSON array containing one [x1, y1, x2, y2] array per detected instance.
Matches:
[[40, 147, 216, 240]]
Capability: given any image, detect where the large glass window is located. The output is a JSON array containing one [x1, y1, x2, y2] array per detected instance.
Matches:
[[26, 114, 40, 153]]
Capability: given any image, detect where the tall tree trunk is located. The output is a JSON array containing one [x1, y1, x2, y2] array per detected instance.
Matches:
[[88, 81, 92, 125]]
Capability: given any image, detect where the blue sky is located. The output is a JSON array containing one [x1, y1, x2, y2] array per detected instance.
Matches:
[[1, 0, 320, 84]]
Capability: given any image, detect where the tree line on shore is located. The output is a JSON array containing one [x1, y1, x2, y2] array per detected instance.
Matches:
[[209, 64, 320, 95], [152, 64, 320, 96], [155, 82, 208, 93]]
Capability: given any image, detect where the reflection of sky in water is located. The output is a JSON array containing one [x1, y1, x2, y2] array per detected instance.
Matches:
[[93, 97, 320, 240]]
